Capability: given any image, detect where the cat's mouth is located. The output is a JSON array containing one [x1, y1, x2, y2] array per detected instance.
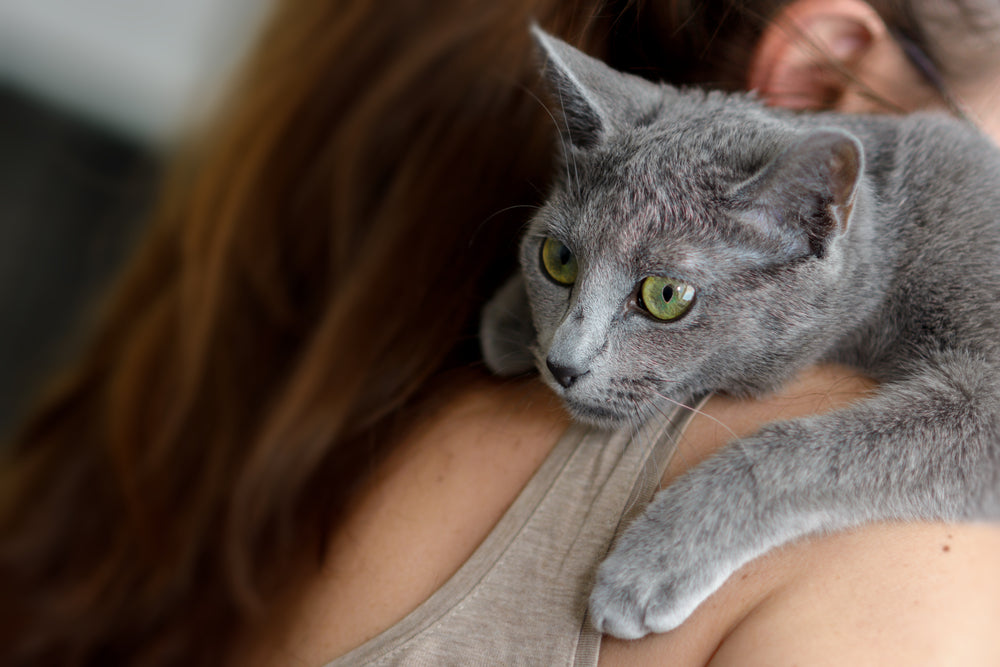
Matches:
[[552, 376, 694, 429], [536, 357, 647, 427]]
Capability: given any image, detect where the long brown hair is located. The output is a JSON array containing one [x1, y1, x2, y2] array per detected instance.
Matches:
[[0, 0, 976, 664]]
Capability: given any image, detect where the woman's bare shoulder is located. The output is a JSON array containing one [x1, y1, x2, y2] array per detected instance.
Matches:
[[718, 521, 1000, 665], [237, 370, 571, 665], [602, 520, 1000, 666]]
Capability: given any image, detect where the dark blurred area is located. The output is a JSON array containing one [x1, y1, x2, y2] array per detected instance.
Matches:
[[0, 83, 157, 439]]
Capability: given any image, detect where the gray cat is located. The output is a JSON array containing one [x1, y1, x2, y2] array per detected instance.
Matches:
[[480, 27, 1000, 639]]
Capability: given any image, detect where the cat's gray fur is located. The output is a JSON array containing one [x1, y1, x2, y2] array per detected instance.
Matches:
[[480, 27, 1000, 639]]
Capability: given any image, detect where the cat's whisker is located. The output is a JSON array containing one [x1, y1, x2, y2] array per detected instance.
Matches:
[[652, 390, 738, 441], [490, 332, 538, 346], [476, 203, 542, 237], [657, 406, 694, 482], [552, 83, 583, 196], [649, 393, 765, 488], [634, 399, 681, 492], [621, 398, 654, 501], [520, 81, 578, 193]]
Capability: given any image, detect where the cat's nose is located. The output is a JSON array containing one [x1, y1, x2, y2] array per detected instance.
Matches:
[[546, 357, 585, 389]]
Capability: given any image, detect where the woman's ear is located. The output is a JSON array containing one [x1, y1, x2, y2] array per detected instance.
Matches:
[[747, 0, 911, 112]]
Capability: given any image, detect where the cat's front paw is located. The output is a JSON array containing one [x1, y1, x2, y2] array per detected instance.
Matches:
[[588, 470, 752, 639], [589, 529, 729, 639]]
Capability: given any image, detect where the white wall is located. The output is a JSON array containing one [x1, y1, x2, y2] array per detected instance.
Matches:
[[0, 0, 273, 144]]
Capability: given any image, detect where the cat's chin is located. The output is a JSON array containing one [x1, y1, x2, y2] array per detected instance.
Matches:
[[563, 393, 696, 430], [563, 400, 634, 430]]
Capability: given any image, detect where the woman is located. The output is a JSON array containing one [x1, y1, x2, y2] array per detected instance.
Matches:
[[2, 0, 999, 664]]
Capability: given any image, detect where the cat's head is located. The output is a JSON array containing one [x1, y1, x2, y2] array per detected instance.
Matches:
[[487, 28, 864, 428]]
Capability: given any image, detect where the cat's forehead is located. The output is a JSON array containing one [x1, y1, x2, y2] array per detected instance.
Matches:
[[541, 129, 782, 279], [551, 141, 737, 248], [535, 95, 789, 276], [623, 108, 777, 189], [540, 187, 745, 284]]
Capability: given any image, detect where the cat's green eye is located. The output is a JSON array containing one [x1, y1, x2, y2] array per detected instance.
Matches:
[[639, 276, 695, 321], [541, 237, 578, 285]]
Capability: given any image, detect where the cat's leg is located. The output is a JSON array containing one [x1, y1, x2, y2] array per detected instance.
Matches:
[[480, 273, 538, 376], [590, 350, 1000, 639]]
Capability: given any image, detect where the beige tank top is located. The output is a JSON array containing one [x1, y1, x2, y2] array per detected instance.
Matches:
[[323, 399, 703, 666]]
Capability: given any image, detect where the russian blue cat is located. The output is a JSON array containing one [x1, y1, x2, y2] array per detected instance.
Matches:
[[481, 27, 1000, 639]]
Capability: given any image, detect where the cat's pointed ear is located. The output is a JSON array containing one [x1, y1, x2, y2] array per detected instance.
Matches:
[[531, 26, 610, 148], [733, 129, 863, 258], [530, 25, 652, 148]]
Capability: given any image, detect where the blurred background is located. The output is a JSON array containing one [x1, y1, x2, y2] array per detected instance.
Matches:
[[0, 0, 272, 437]]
